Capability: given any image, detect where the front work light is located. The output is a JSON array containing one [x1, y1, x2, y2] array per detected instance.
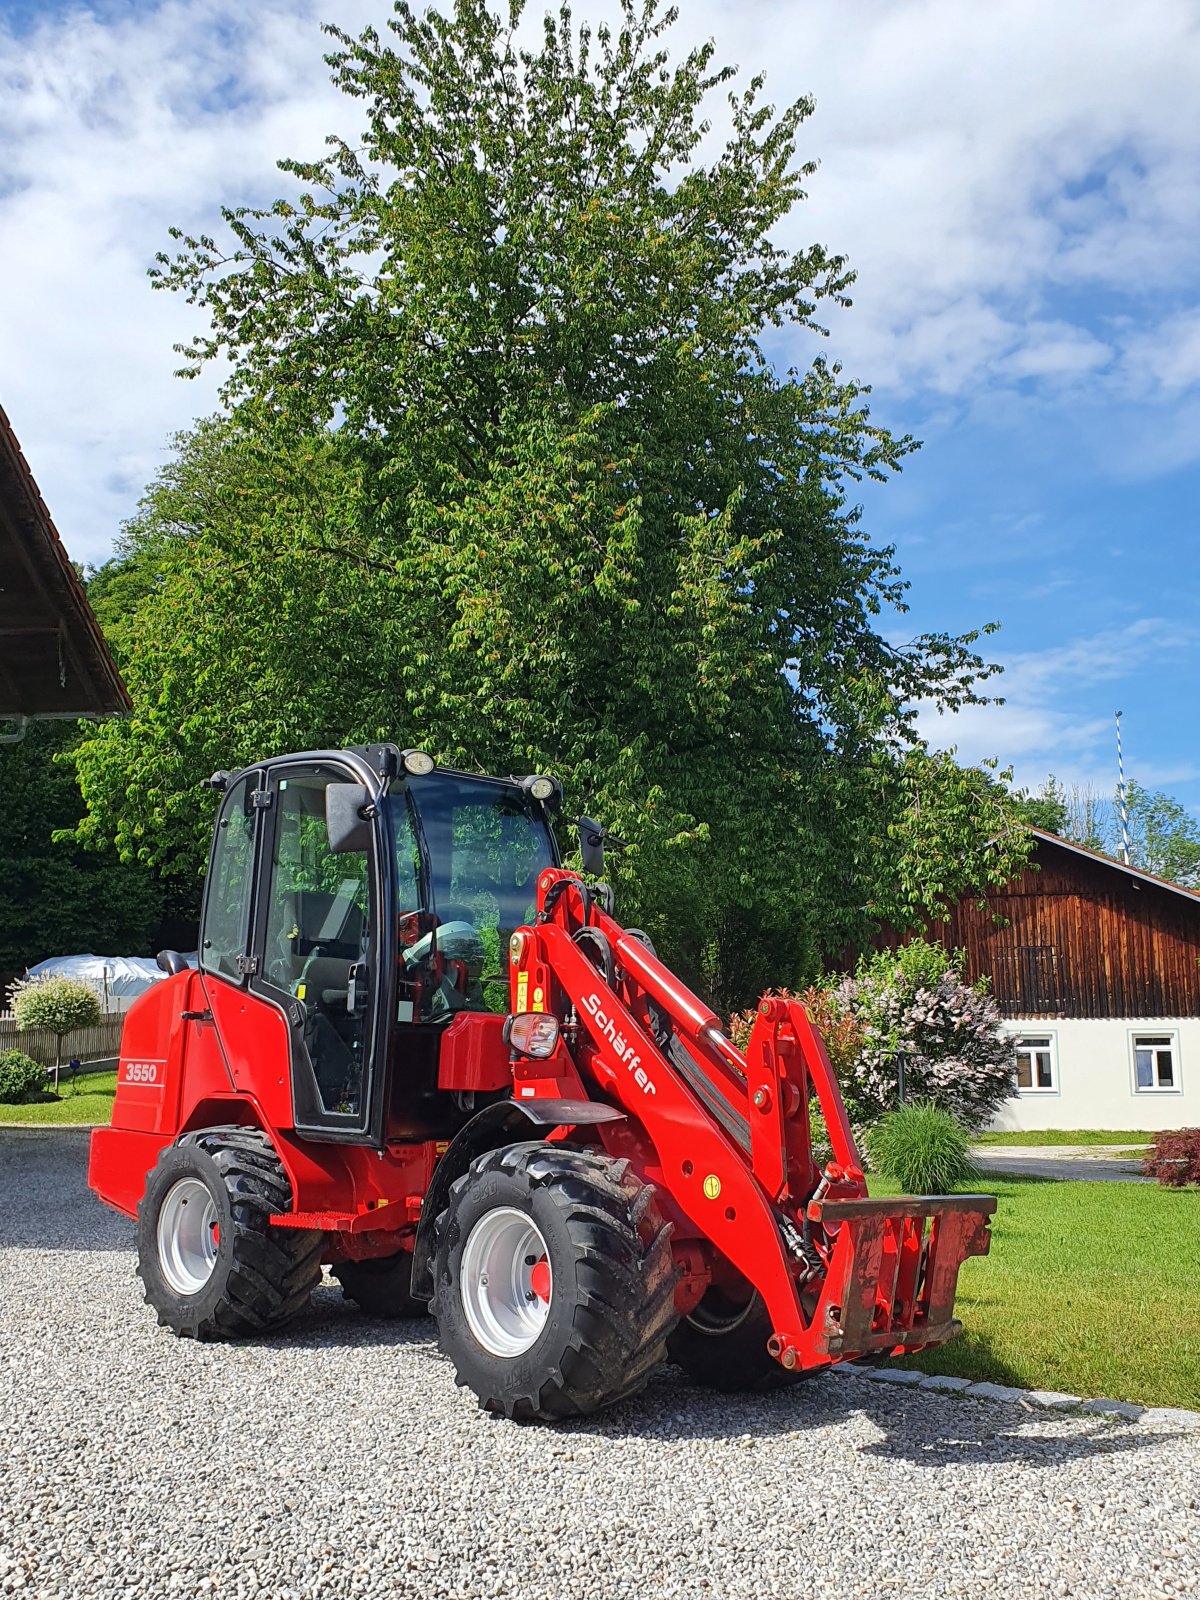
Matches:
[[518, 773, 562, 810], [503, 1012, 561, 1059], [401, 748, 436, 777]]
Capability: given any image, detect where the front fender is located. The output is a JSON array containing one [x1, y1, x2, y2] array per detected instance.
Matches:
[[409, 1098, 623, 1300]]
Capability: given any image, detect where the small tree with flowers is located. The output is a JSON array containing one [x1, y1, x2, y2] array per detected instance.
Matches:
[[8, 974, 102, 1095]]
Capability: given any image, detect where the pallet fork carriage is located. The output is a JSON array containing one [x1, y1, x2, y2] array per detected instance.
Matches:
[[90, 744, 995, 1420]]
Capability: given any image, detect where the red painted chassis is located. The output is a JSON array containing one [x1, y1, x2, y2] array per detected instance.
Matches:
[[90, 866, 994, 1372]]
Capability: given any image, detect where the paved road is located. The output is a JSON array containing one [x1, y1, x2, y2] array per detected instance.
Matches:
[[1, 1130, 1196, 1600], [973, 1146, 1153, 1183]]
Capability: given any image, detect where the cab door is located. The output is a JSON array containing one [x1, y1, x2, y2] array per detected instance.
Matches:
[[248, 759, 387, 1141]]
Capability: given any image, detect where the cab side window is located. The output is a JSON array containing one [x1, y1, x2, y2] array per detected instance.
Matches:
[[200, 775, 257, 981]]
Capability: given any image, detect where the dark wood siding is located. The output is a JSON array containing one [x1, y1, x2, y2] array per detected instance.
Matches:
[[881, 839, 1200, 1020]]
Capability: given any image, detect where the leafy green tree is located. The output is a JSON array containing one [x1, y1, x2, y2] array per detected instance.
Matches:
[[1125, 781, 1200, 888], [72, 0, 1029, 1005], [1012, 774, 1199, 888], [0, 721, 163, 980]]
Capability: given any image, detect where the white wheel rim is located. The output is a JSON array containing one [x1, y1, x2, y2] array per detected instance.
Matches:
[[157, 1176, 220, 1296], [460, 1206, 552, 1358]]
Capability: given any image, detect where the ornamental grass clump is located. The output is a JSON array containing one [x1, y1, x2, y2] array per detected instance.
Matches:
[[866, 1102, 979, 1195]]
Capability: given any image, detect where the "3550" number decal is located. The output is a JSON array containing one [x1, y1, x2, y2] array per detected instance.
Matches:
[[121, 1060, 162, 1084]]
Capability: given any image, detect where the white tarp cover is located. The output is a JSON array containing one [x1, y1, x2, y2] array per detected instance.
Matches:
[[26, 953, 194, 1005]]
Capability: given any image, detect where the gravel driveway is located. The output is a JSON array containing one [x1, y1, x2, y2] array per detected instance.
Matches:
[[2, 1130, 1197, 1600]]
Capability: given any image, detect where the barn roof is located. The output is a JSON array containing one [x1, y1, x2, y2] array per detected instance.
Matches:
[[0, 402, 130, 720], [1029, 828, 1200, 909]]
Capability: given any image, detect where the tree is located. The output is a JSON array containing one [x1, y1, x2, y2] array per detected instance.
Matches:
[[1010, 777, 1109, 850], [8, 974, 102, 1094], [1125, 781, 1200, 888], [1012, 774, 1200, 888], [0, 720, 164, 980], [72, 0, 1029, 1005]]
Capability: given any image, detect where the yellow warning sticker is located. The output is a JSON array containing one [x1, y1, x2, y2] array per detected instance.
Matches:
[[703, 1174, 722, 1200], [516, 971, 529, 1012], [532, 985, 545, 1013]]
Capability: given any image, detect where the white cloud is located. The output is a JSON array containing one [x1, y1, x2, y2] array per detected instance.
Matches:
[[915, 618, 1200, 791], [4, 0, 1200, 563], [0, 0, 377, 563]]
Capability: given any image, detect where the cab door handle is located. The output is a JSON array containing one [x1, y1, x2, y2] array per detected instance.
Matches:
[[347, 962, 369, 1014]]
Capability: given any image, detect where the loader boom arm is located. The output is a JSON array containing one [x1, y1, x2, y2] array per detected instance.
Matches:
[[514, 870, 995, 1369]]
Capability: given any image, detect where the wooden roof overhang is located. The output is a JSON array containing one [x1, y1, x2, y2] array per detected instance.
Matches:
[[0, 402, 130, 723], [1028, 828, 1200, 910]]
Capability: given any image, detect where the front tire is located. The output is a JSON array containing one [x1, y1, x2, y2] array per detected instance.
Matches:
[[431, 1142, 678, 1421], [136, 1127, 323, 1340]]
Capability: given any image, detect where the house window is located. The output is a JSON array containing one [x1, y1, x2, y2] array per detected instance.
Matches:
[[1132, 1034, 1179, 1093], [1014, 1035, 1057, 1093]]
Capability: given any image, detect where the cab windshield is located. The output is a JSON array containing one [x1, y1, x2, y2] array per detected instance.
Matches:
[[389, 773, 557, 1018]]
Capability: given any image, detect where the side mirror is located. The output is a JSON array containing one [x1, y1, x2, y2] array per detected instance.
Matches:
[[326, 783, 374, 854], [578, 817, 605, 876]]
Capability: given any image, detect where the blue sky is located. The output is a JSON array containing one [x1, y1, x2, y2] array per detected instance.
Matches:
[[2, 0, 1198, 814]]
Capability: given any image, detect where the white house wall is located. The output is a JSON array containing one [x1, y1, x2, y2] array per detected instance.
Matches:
[[990, 1017, 1200, 1132]]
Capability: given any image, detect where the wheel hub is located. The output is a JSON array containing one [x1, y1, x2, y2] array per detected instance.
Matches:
[[157, 1176, 220, 1296], [460, 1206, 552, 1358]]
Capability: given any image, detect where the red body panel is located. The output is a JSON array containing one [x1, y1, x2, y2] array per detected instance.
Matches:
[[90, 862, 992, 1370], [90, 972, 452, 1258]]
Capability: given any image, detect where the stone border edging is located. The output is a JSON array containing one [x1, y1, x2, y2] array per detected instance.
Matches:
[[826, 1360, 1200, 1428]]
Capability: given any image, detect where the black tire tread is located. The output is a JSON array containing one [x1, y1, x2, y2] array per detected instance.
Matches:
[[432, 1141, 678, 1421], [137, 1125, 323, 1341], [333, 1249, 426, 1318]]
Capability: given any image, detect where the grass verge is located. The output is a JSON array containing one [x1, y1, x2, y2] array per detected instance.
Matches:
[[0, 1068, 117, 1126], [976, 1129, 1153, 1147], [872, 1174, 1200, 1409]]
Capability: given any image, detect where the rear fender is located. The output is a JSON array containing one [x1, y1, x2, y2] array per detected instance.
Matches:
[[409, 1098, 624, 1300]]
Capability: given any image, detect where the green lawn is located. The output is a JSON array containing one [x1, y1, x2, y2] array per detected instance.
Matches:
[[0, 1069, 117, 1126], [975, 1128, 1153, 1147], [873, 1174, 1200, 1409]]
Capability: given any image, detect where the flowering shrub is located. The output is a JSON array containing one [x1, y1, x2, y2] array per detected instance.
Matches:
[[728, 986, 864, 1076], [1143, 1129, 1200, 1187], [729, 943, 1015, 1133]]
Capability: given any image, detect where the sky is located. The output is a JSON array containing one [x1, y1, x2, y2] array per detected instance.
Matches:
[[2, 0, 1199, 815]]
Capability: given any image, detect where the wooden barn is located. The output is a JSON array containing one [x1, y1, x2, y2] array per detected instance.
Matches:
[[908, 828, 1200, 1131]]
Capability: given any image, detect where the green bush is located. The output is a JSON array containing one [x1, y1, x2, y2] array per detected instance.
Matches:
[[866, 1101, 979, 1194], [0, 1050, 46, 1104]]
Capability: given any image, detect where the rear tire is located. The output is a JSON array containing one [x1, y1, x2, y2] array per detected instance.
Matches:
[[668, 1286, 809, 1392], [334, 1249, 427, 1318], [431, 1142, 678, 1421], [136, 1127, 323, 1340]]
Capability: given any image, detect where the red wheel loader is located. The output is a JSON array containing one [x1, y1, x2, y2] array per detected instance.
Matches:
[[89, 744, 995, 1421]]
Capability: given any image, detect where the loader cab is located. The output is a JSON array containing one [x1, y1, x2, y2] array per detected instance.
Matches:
[[198, 747, 559, 1145]]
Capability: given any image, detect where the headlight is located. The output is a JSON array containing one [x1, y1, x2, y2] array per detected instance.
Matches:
[[503, 1012, 561, 1059], [401, 748, 435, 777], [528, 776, 555, 801]]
